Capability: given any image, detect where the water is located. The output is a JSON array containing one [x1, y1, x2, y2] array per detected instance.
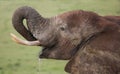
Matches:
[[37, 58, 42, 74]]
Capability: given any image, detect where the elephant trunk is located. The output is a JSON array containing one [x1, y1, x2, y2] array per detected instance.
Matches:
[[12, 6, 47, 41]]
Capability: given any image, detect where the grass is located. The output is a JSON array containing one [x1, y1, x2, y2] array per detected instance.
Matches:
[[0, 0, 120, 74]]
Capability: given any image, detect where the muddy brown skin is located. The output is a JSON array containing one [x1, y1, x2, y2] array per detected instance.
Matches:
[[12, 6, 120, 74], [104, 16, 120, 25]]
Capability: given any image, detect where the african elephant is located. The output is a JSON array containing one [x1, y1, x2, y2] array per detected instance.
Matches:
[[11, 6, 120, 74], [104, 16, 120, 25]]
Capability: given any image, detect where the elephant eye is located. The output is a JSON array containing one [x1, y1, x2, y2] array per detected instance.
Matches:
[[60, 26, 65, 31]]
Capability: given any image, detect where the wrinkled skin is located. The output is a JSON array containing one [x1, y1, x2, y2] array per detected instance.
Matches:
[[12, 6, 120, 74], [104, 16, 120, 25]]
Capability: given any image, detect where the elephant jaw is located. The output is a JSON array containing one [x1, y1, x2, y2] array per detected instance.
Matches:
[[10, 33, 41, 46]]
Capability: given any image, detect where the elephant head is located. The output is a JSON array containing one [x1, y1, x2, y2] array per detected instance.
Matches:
[[11, 6, 120, 74], [11, 6, 113, 60]]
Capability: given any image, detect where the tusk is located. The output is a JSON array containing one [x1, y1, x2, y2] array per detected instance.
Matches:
[[10, 33, 41, 46]]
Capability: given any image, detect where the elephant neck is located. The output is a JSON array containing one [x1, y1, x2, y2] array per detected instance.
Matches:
[[65, 32, 102, 73]]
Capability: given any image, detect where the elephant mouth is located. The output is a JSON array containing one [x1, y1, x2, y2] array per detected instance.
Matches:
[[39, 44, 57, 59], [39, 47, 49, 58]]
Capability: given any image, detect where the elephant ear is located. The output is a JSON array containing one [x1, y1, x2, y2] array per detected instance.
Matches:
[[65, 17, 119, 74], [64, 34, 97, 73], [64, 32, 99, 73], [65, 32, 120, 74]]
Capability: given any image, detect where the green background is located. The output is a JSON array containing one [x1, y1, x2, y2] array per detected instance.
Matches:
[[0, 0, 120, 74]]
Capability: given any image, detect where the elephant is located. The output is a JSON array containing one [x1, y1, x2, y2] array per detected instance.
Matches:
[[104, 16, 120, 25], [11, 6, 120, 74]]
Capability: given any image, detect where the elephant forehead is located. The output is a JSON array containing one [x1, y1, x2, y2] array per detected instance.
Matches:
[[55, 17, 63, 24], [51, 16, 66, 26]]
